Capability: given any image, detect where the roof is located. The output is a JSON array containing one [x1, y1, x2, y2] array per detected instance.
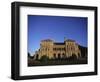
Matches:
[[41, 39, 75, 43], [65, 39, 75, 42], [54, 43, 65, 45], [41, 39, 53, 42]]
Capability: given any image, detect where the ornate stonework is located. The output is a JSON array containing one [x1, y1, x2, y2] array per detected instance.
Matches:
[[33, 39, 81, 60]]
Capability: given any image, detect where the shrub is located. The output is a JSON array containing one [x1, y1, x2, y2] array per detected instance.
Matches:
[[40, 55, 49, 62]]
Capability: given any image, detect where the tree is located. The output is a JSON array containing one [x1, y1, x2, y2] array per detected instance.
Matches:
[[36, 54, 39, 60], [40, 55, 49, 62], [28, 52, 31, 58], [28, 52, 34, 59]]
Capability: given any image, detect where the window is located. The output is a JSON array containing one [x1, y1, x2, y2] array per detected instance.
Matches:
[[58, 53, 61, 59], [53, 54, 56, 59]]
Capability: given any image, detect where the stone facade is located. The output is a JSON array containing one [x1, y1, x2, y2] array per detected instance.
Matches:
[[33, 39, 81, 60]]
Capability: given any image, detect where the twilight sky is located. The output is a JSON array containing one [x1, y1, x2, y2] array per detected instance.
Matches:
[[28, 15, 87, 55]]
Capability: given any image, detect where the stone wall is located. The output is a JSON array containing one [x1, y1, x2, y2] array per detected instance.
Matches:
[[33, 39, 81, 60]]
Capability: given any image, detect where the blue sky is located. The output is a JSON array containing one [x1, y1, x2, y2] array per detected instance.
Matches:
[[28, 15, 87, 55]]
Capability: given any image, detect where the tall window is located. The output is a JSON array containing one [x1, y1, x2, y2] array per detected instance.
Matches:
[[58, 53, 61, 59], [62, 53, 65, 58]]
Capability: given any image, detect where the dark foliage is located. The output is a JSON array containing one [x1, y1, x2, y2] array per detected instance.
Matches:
[[28, 52, 34, 59], [78, 45, 87, 58], [28, 52, 31, 58], [40, 55, 49, 62]]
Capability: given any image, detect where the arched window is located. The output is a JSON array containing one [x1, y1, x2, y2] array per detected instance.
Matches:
[[72, 54, 77, 59], [53, 54, 56, 59], [58, 53, 61, 59], [62, 53, 65, 58]]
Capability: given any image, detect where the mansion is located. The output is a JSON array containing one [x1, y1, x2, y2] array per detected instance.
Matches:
[[33, 38, 81, 60]]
